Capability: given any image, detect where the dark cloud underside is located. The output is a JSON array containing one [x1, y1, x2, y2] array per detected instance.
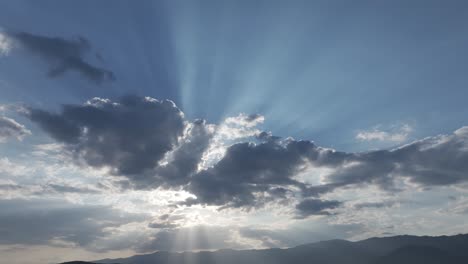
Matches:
[[29, 96, 186, 186], [295, 199, 342, 218]]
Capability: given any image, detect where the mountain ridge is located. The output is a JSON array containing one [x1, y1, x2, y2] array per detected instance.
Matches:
[[61, 233, 468, 264]]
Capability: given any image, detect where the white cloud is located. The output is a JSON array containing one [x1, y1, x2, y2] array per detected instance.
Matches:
[[0, 31, 13, 56], [0, 157, 32, 177], [199, 113, 264, 169], [0, 116, 31, 143], [356, 124, 412, 143]]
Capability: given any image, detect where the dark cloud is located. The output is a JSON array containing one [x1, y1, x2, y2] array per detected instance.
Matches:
[[295, 199, 342, 218], [0, 116, 31, 142], [185, 140, 316, 208], [295, 127, 468, 201], [318, 126, 468, 192], [7, 31, 115, 83], [300, 183, 345, 197], [256, 131, 281, 143], [354, 201, 396, 210], [159, 214, 170, 220], [0, 199, 144, 247], [28, 96, 186, 187]]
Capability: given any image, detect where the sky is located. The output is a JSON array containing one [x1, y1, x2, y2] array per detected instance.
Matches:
[[1, 0, 468, 263]]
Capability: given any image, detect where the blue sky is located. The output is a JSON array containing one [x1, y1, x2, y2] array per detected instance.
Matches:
[[1, 1, 468, 263], [2, 0, 468, 151]]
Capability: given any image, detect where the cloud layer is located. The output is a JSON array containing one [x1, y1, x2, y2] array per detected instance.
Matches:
[[0, 199, 144, 247], [27, 96, 468, 218]]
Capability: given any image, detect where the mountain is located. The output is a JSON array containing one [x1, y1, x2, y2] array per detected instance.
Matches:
[[373, 245, 457, 264], [61, 262, 101, 264], [61, 234, 468, 264]]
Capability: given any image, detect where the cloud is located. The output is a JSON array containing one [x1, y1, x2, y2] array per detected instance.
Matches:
[[5, 31, 115, 83], [28, 96, 468, 213], [0, 116, 31, 143], [147, 221, 179, 229], [138, 225, 242, 252], [295, 199, 342, 218], [324, 126, 468, 189], [155, 119, 214, 187], [353, 201, 397, 210], [186, 125, 468, 211], [224, 113, 264, 129], [356, 124, 412, 143], [0, 157, 31, 177], [0, 31, 13, 55], [238, 227, 293, 248], [28, 96, 187, 187], [0, 199, 144, 247], [185, 140, 315, 208], [198, 113, 266, 170], [44, 183, 101, 194], [0, 182, 102, 199]]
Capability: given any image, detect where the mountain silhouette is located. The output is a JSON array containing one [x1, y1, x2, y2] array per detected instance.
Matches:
[[61, 234, 468, 264]]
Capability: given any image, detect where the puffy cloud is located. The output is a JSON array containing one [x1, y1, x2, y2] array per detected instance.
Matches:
[[323, 126, 468, 190], [295, 199, 342, 218], [198, 113, 265, 170], [186, 125, 468, 211], [185, 140, 315, 208], [5, 31, 115, 83], [28, 96, 186, 187], [0, 116, 31, 143]]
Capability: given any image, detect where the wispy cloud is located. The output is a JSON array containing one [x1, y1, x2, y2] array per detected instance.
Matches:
[[0, 116, 31, 143], [356, 124, 412, 143]]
